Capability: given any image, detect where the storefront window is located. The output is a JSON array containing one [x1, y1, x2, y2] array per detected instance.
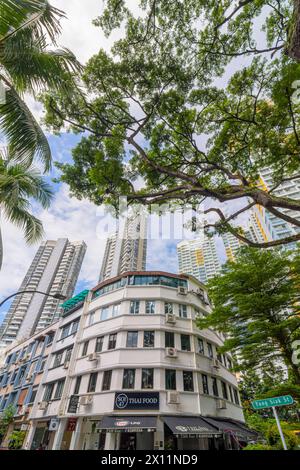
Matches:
[[122, 369, 135, 389], [143, 331, 155, 348], [126, 331, 138, 348]]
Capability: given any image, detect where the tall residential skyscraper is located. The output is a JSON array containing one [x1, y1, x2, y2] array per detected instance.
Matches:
[[259, 169, 300, 241], [177, 236, 221, 284], [99, 213, 147, 282], [0, 239, 86, 347], [221, 232, 244, 261]]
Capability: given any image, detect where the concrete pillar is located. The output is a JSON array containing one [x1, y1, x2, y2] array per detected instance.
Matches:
[[23, 422, 37, 450], [104, 432, 118, 450], [51, 419, 67, 450], [69, 418, 83, 450]]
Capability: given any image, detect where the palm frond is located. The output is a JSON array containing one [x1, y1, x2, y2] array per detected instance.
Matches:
[[0, 85, 51, 171], [3, 201, 45, 244]]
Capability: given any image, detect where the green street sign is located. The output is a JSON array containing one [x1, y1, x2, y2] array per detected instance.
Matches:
[[251, 395, 294, 410]]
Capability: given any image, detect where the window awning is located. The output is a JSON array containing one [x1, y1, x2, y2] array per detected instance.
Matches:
[[202, 417, 258, 441], [97, 416, 157, 433], [163, 416, 221, 438]]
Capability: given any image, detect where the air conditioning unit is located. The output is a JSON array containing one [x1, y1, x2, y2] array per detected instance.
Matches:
[[166, 347, 178, 358], [167, 392, 180, 404], [197, 289, 205, 301], [177, 286, 188, 295], [38, 401, 48, 410], [166, 314, 176, 324], [63, 361, 70, 369], [211, 358, 221, 369], [79, 395, 93, 406], [88, 353, 100, 362], [21, 405, 29, 415], [216, 399, 227, 410]]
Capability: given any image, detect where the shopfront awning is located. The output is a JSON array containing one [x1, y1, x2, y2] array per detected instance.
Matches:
[[201, 417, 258, 441], [163, 416, 221, 438], [97, 416, 157, 433]]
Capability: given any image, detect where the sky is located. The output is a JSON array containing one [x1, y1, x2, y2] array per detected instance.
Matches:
[[0, 1, 191, 324]]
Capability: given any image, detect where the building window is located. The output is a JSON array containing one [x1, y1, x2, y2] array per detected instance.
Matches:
[[101, 307, 109, 321], [126, 331, 138, 348], [82, 342, 89, 357], [53, 352, 63, 368], [207, 342, 214, 358], [95, 337, 104, 353], [74, 376, 82, 395], [112, 304, 121, 317], [165, 369, 176, 390], [233, 389, 240, 405], [227, 357, 233, 370], [43, 383, 54, 402], [87, 373, 98, 393], [102, 370, 112, 391], [54, 379, 65, 400], [198, 338, 204, 354], [179, 304, 187, 318], [143, 331, 155, 348], [221, 381, 228, 400], [202, 374, 209, 395], [142, 369, 154, 389], [108, 334, 117, 350], [217, 353, 223, 365], [183, 371, 194, 392], [165, 332, 175, 348], [122, 369, 135, 389], [212, 377, 219, 397], [164, 302, 173, 315], [130, 301, 140, 315], [146, 301, 155, 314], [229, 386, 234, 403], [181, 335, 191, 351]]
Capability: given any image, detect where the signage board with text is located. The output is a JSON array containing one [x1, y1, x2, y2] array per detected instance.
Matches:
[[114, 392, 159, 410]]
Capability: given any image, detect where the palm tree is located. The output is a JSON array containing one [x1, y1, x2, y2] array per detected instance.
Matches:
[[0, 0, 80, 171], [0, 149, 53, 269]]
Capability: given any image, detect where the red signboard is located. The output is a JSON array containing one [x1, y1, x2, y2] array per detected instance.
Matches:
[[67, 418, 77, 432]]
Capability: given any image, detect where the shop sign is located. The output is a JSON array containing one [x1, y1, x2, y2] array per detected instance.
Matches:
[[48, 418, 60, 431], [68, 395, 79, 414], [114, 392, 159, 410], [67, 418, 77, 432]]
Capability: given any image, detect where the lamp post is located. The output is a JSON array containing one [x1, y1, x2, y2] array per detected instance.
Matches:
[[0, 290, 67, 309]]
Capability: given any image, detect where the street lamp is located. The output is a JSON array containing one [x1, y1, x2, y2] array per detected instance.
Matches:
[[0, 290, 67, 309]]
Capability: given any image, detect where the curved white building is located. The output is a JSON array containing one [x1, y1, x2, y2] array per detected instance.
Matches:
[[22, 272, 255, 451]]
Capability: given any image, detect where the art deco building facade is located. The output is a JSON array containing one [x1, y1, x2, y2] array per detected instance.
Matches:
[[0, 239, 86, 348]]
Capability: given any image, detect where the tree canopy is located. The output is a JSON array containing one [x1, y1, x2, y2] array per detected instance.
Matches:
[[41, 1, 300, 247], [197, 246, 300, 384]]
